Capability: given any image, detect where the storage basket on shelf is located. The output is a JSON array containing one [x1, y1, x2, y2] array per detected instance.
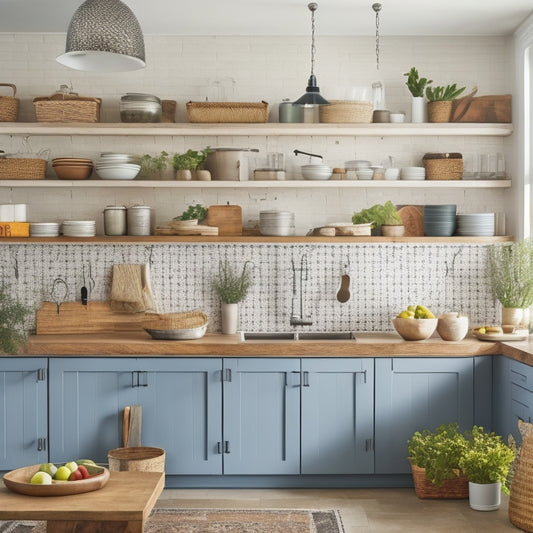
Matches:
[[141, 310, 207, 330], [319, 100, 373, 123], [0, 158, 47, 179], [0, 83, 18, 122], [107, 446, 165, 473], [33, 93, 101, 123], [186, 101, 268, 123], [427, 101, 453, 123], [423, 152, 463, 180], [409, 460, 469, 499]]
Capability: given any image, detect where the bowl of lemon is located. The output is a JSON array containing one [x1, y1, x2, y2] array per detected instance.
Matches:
[[393, 305, 438, 341]]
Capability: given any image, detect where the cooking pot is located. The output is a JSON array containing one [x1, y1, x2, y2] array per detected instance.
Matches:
[[204, 148, 259, 181]]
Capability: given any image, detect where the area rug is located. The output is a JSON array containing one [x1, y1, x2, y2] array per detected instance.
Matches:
[[0, 508, 344, 533]]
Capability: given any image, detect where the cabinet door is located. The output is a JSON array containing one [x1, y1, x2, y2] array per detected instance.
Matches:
[[0, 358, 48, 469], [223, 358, 300, 475], [49, 358, 137, 463], [375, 357, 474, 474], [301, 358, 374, 474], [138, 358, 222, 475], [493, 355, 516, 441]]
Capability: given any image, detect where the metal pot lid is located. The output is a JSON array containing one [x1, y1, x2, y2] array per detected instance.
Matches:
[[121, 93, 161, 103]]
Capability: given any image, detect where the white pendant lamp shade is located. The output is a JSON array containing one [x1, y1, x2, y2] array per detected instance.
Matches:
[[56, 0, 146, 72]]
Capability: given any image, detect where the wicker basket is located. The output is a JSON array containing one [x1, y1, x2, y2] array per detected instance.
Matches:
[[0, 158, 47, 179], [186, 101, 268, 123], [142, 310, 208, 331], [509, 421, 533, 531], [0, 83, 18, 122], [428, 101, 453, 123], [409, 460, 469, 499], [33, 93, 101, 123], [319, 100, 373, 123], [108, 446, 165, 472], [423, 152, 463, 180]]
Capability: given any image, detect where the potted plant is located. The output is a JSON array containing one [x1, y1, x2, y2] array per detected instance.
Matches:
[[458, 426, 516, 511], [212, 260, 253, 334], [352, 201, 404, 236], [487, 239, 533, 329], [403, 67, 433, 123], [407, 422, 469, 499], [172, 148, 210, 181], [0, 283, 32, 354], [138, 151, 172, 180], [173, 204, 208, 226], [425, 83, 466, 123]]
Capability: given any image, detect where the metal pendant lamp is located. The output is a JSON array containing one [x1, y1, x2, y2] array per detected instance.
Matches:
[[56, 0, 146, 72], [293, 3, 329, 106]]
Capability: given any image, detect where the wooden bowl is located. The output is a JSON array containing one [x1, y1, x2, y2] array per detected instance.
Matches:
[[3, 463, 109, 496], [437, 314, 469, 341], [52, 164, 93, 180], [392, 317, 438, 341]]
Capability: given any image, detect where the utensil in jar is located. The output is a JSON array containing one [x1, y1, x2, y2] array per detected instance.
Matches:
[[51, 277, 69, 315]]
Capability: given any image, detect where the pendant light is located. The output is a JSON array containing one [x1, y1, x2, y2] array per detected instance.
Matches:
[[56, 0, 145, 72], [293, 3, 329, 106]]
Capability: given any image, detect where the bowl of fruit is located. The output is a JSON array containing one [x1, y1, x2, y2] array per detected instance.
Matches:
[[392, 305, 438, 341]]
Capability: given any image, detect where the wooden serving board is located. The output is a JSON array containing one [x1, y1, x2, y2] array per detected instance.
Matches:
[[36, 301, 146, 334], [155, 224, 219, 236], [397, 206, 424, 236], [206, 205, 242, 235]]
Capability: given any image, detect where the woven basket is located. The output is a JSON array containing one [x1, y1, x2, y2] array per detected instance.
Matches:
[[423, 153, 463, 180], [319, 100, 373, 123], [33, 93, 101, 123], [108, 446, 165, 472], [509, 421, 533, 531], [0, 158, 47, 179], [0, 83, 18, 122], [427, 101, 453, 123], [186, 101, 268, 123], [409, 460, 469, 499], [142, 310, 208, 331]]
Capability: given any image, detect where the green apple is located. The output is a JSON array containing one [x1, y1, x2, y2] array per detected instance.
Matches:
[[54, 466, 72, 481], [64, 461, 78, 472], [76, 459, 96, 466], [30, 471, 52, 485], [39, 462, 58, 477]]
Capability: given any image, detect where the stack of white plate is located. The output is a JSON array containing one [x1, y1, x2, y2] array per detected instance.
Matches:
[[401, 167, 426, 180], [456, 213, 495, 236], [62, 220, 96, 237], [30, 222, 60, 237], [95, 153, 141, 180], [259, 210, 295, 236]]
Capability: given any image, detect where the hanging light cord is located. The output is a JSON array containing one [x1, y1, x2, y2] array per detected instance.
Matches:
[[373, 3, 382, 71], [309, 2, 318, 76]]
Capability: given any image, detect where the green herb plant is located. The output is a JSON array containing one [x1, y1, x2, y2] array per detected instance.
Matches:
[[212, 260, 253, 304], [0, 284, 32, 354], [487, 239, 533, 308], [425, 84, 466, 102], [403, 67, 433, 98], [172, 148, 210, 171], [408, 423, 468, 486], [458, 426, 516, 494], [352, 201, 403, 228], [177, 204, 208, 221], [138, 151, 170, 179]]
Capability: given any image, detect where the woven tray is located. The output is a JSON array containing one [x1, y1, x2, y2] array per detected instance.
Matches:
[[0, 158, 47, 179], [33, 93, 101, 123], [141, 310, 208, 330], [319, 100, 373, 123], [423, 152, 463, 180], [186, 101, 268, 123], [409, 460, 469, 499], [0, 83, 18, 122], [108, 446, 165, 473]]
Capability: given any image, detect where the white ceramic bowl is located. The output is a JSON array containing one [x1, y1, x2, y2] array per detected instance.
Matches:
[[390, 113, 405, 123], [96, 164, 141, 180], [356, 169, 374, 180], [392, 317, 438, 341], [384, 168, 400, 180], [301, 165, 333, 180], [437, 314, 469, 341]]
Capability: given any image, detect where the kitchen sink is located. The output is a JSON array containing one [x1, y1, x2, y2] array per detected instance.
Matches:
[[240, 331, 356, 341]]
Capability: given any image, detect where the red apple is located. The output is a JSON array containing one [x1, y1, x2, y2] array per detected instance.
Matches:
[[77, 465, 90, 479], [69, 469, 83, 481]]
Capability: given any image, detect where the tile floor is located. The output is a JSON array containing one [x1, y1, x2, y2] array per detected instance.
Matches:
[[157, 488, 520, 532]]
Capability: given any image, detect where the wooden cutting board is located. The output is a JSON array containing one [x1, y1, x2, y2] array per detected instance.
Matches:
[[155, 224, 219, 236], [206, 205, 242, 235], [397, 206, 424, 236]]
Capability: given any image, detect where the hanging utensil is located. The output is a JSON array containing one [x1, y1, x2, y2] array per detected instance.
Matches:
[[336, 258, 351, 303], [51, 277, 69, 315]]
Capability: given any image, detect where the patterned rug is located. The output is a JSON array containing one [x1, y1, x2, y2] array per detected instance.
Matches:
[[0, 508, 344, 533]]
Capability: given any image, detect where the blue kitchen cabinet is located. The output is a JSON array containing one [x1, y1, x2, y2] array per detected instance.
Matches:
[[0, 358, 48, 470], [301, 358, 374, 474], [374, 357, 474, 474], [222, 358, 300, 474]]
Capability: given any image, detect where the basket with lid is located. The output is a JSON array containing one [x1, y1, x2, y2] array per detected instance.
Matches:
[[423, 152, 463, 180], [0, 83, 18, 122], [33, 92, 101, 123]]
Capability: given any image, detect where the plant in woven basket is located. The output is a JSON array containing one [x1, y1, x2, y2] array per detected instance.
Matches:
[[212, 260, 253, 304], [425, 84, 466, 102], [458, 426, 516, 494], [0, 283, 32, 354], [408, 422, 469, 486], [403, 67, 433, 98]]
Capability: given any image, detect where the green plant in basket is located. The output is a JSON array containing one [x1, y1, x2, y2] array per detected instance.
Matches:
[[0, 283, 32, 354], [425, 84, 466, 102], [408, 422, 468, 486]]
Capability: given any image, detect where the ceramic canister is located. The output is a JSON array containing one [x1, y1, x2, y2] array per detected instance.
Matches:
[[127, 205, 152, 236], [279, 100, 303, 123], [103, 206, 127, 236]]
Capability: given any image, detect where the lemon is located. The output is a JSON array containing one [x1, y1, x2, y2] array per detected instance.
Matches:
[[31, 471, 52, 485]]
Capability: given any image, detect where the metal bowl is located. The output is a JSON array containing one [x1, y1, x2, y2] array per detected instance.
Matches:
[[144, 324, 207, 340]]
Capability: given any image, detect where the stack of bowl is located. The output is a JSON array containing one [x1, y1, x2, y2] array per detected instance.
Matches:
[[52, 157, 93, 180], [401, 167, 426, 180], [259, 210, 295, 236], [456, 213, 495, 236], [301, 164, 332, 180], [423, 204, 457, 236], [95, 153, 141, 180]]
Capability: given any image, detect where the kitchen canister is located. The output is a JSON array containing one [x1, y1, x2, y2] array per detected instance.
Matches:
[[103, 206, 127, 236], [278, 99, 302, 123], [127, 205, 152, 236]]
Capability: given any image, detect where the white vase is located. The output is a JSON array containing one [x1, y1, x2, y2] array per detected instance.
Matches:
[[411, 96, 427, 123], [176, 169, 193, 181], [468, 481, 501, 511], [221, 303, 239, 334], [501, 307, 531, 329]]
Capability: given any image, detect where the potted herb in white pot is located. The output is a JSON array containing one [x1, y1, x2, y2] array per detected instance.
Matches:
[[403, 67, 433, 123], [212, 260, 253, 334], [352, 201, 404, 236], [173, 148, 210, 181]]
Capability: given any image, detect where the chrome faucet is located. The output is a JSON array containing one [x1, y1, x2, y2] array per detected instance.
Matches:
[[290, 254, 313, 326]]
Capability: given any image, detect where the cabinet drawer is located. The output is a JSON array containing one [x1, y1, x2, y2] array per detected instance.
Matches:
[[510, 359, 533, 392], [511, 383, 533, 423]]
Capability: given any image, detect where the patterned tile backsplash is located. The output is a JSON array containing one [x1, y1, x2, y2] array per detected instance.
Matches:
[[1, 242, 499, 334]]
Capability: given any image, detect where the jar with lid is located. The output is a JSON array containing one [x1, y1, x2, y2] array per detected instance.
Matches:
[[127, 205, 152, 236], [331, 168, 347, 180], [103, 206, 127, 236]]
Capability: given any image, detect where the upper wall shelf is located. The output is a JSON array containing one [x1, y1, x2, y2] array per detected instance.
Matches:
[[0, 123, 514, 137]]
